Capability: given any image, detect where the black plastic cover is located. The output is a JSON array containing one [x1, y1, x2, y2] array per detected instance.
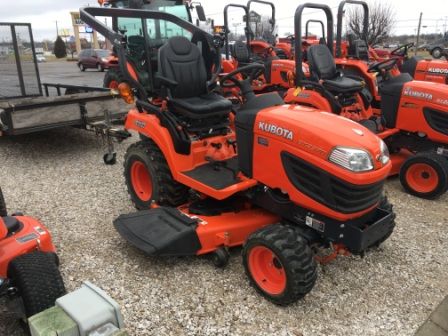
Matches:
[[113, 207, 201, 256]]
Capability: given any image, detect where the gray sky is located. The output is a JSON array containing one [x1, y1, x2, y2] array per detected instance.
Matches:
[[0, 0, 447, 41]]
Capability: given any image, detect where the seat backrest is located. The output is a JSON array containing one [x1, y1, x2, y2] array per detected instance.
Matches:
[[232, 41, 250, 63], [307, 44, 337, 80], [349, 39, 369, 61], [158, 36, 207, 99]]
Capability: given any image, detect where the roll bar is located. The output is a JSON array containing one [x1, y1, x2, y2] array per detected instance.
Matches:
[[294, 3, 334, 87], [224, 4, 250, 60], [247, 0, 276, 34], [305, 19, 325, 39], [336, 0, 369, 58]]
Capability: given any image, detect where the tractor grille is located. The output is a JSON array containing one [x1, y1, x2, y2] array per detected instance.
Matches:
[[281, 152, 384, 214], [424, 108, 448, 135]]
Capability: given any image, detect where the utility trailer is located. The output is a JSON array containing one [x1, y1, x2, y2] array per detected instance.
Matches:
[[0, 22, 130, 164]]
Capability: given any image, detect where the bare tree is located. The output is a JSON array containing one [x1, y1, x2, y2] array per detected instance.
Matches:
[[346, 1, 395, 45]]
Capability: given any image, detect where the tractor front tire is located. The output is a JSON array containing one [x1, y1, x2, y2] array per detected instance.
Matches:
[[400, 152, 448, 199], [124, 140, 189, 210], [7, 251, 66, 317], [242, 224, 317, 305]]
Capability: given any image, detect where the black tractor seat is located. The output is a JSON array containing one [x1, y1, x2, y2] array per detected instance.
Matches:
[[307, 44, 365, 94], [321, 76, 365, 93], [169, 93, 233, 119], [158, 36, 232, 120], [232, 40, 251, 64], [231, 41, 278, 82], [348, 39, 369, 61]]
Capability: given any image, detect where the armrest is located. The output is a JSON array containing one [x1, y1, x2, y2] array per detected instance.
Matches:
[[155, 74, 178, 89]]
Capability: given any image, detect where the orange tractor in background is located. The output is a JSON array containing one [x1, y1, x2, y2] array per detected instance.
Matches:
[[285, 2, 448, 199], [221, 2, 295, 97], [334, 0, 448, 86], [0, 187, 65, 318]]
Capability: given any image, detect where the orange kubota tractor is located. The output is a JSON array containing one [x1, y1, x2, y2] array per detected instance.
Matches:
[[334, 0, 447, 90], [285, 2, 448, 199], [384, 43, 448, 85], [81, 6, 395, 305], [221, 2, 295, 97], [0, 187, 65, 318]]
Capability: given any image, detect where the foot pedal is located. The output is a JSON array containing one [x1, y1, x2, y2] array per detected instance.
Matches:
[[113, 207, 201, 256]]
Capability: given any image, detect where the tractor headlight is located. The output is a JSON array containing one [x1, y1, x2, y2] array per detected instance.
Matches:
[[329, 147, 374, 172], [378, 139, 390, 165]]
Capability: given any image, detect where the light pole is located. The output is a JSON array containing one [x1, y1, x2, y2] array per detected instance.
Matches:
[[55, 21, 59, 38]]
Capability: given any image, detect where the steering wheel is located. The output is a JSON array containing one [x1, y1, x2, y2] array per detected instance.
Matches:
[[368, 57, 399, 73], [220, 63, 266, 89], [391, 42, 414, 57]]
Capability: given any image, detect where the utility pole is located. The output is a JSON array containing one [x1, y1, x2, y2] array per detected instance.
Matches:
[[55, 21, 59, 38], [415, 12, 422, 56]]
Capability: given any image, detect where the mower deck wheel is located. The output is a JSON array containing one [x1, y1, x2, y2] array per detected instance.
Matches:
[[242, 224, 317, 305], [212, 247, 230, 268], [103, 152, 117, 165], [400, 152, 448, 199], [7, 251, 66, 317], [124, 140, 189, 209]]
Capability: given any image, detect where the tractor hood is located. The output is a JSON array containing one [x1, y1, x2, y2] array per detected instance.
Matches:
[[255, 104, 386, 167], [403, 80, 448, 104]]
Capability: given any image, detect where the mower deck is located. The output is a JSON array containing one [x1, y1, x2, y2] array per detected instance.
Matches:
[[114, 204, 280, 257]]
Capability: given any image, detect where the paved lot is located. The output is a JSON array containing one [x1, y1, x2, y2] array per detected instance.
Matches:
[[0, 62, 447, 336], [38, 60, 105, 89]]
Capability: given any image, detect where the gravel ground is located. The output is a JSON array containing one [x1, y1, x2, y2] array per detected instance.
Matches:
[[0, 127, 447, 336]]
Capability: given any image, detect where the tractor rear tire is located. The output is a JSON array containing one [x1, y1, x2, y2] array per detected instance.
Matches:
[[0, 187, 7, 217], [400, 152, 448, 199], [124, 140, 189, 209], [242, 224, 317, 305], [103, 69, 125, 89], [7, 251, 66, 317]]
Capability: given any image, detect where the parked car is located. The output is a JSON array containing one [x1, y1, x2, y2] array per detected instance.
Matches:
[[77, 49, 118, 72], [427, 33, 448, 59], [36, 53, 46, 62]]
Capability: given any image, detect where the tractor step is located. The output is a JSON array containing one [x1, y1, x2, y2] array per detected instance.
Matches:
[[182, 157, 240, 190], [113, 207, 202, 256]]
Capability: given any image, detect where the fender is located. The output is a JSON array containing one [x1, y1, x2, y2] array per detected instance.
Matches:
[[284, 87, 333, 112]]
